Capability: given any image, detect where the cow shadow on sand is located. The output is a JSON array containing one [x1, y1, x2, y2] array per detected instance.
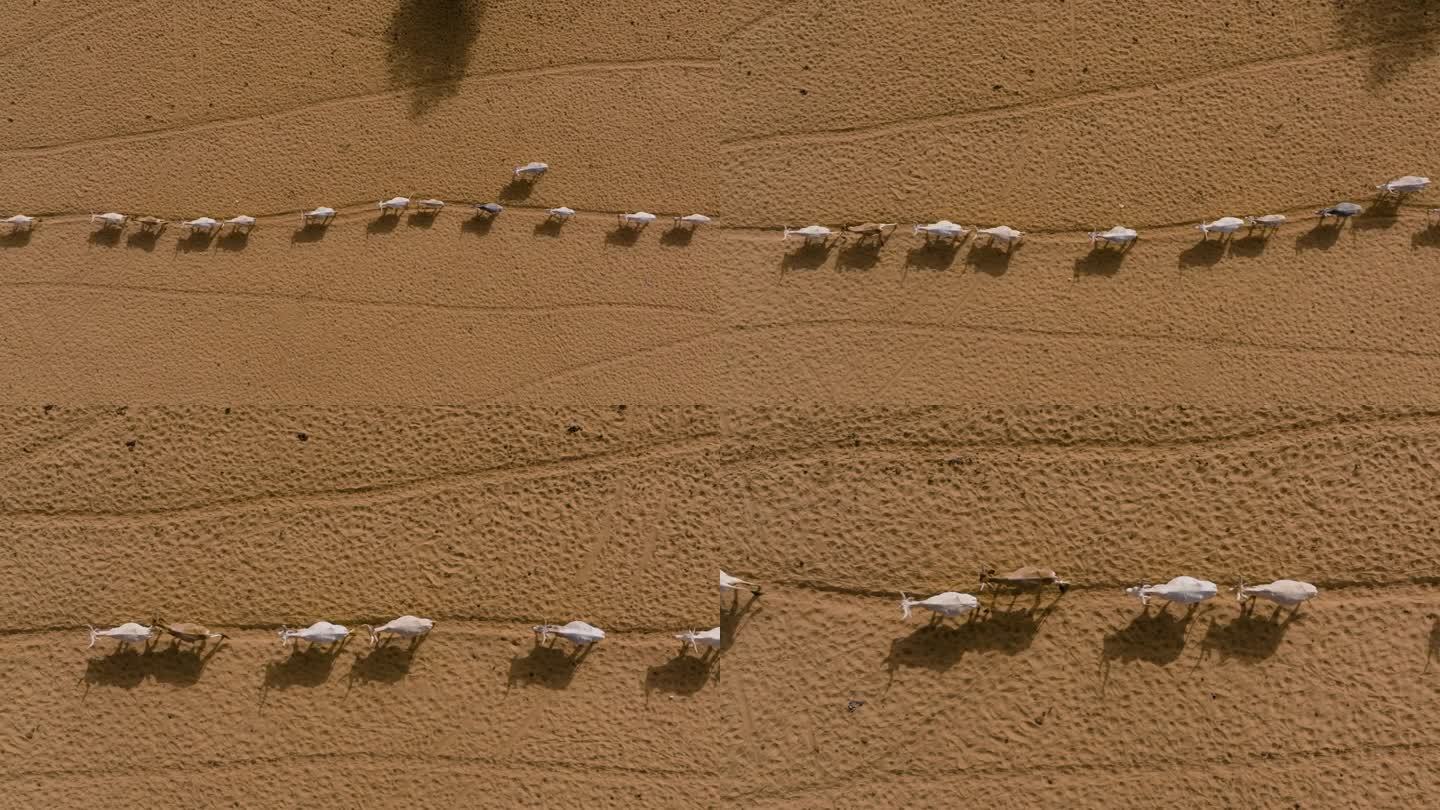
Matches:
[[885, 596, 1059, 684], [1199, 601, 1305, 665], [1100, 603, 1205, 692]]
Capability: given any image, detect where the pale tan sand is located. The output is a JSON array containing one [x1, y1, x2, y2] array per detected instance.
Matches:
[[3, 0, 1440, 807]]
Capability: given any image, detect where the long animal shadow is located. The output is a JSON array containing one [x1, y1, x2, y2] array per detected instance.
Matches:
[[260, 644, 346, 706], [0, 230, 33, 248], [1100, 604, 1202, 690], [904, 241, 960, 272], [721, 591, 761, 652], [1200, 603, 1302, 663], [406, 211, 439, 230], [1178, 238, 1225, 268], [1353, 197, 1401, 231], [217, 231, 251, 252], [385, 0, 483, 117], [605, 226, 642, 247], [500, 178, 536, 202], [885, 603, 1051, 677], [781, 243, 832, 272], [1294, 222, 1343, 253], [348, 637, 427, 687], [835, 241, 882, 272], [88, 229, 123, 248], [1074, 246, 1127, 278], [532, 219, 564, 238], [125, 229, 163, 252], [1411, 223, 1440, 251], [175, 231, 215, 254], [659, 226, 694, 248], [462, 215, 495, 236], [290, 224, 329, 245], [965, 243, 1014, 276], [644, 646, 717, 699], [1226, 232, 1270, 259], [366, 216, 400, 236], [81, 639, 224, 696], [507, 642, 593, 691]]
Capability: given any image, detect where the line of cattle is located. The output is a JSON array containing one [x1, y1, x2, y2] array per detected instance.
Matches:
[[2, 164, 1435, 254], [84, 568, 1317, 670]]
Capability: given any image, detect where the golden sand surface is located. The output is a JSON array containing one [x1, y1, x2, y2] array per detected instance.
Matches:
[[3, 1, 1440, 807]]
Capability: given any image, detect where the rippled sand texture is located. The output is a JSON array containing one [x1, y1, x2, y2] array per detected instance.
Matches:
[[2, 2, 1440, 404], [3, 0, 1440, 808]]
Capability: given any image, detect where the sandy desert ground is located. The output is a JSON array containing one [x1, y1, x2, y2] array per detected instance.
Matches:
[[3, 1, 1440, 807]]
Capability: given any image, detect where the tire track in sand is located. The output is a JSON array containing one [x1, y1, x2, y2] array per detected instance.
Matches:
[[720, 30, 1440, 149], [0, 431, 724, 524], [0, 59, 719, 160]]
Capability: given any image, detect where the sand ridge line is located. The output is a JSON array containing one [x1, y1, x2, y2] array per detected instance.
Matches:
[[0, 281, 723, 322], [711, 407, 1440, 462], [0, 58, 721, 160], [728, 318, 1440, 363], [18, 195, 1436, 245], [0, 430, 726, 524], [742, 736, 1440, 804], [719, 0, 803, 43], [479, 325, 738, 403], [0, 749, 727, 786], [762, 576, 1440, 601], [0, 412, 118, 475], [719, 28, 1440, 148]]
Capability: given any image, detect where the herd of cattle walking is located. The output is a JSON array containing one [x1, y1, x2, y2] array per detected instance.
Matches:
[[2, 164, 1435, 255], [83, 568, 1318, 679]]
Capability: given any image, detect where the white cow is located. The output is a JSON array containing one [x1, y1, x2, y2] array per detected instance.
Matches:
[[224, 215, 257, 234], [91, 212, 129, 229], [720, 570, 760, 598], [1235, 578, 1318, 608], [675, 626, 722, 653], [362, 615, 435, 647], [1125, 576, 1218, 607], [618, 211, 657, 229], [674, 213, 712, 227], [1, 214, 38, 232], [1376, 175, 1430, 196], [975, 225, 1023, 249], [1316, 202, 1363, 222], [301, 206, 336, 226], [278, 621, 350, 649], [514, 161, 549, 179], [914, 220, 968, 243], [546, 206, 576, 220], [415, 198, 446, 214], [378, 196, 410, 214], [533, 620, 605, 648], [474, 202, 504, 216], [899, 591, 981, 621], [182, 217, 220, 236], [1088, 225, 1138, 248], [1197, 216, 1244, 239], [87, 622, 155, 649], [1245, 214, 1287, 231], [782, 224, 833, 244]]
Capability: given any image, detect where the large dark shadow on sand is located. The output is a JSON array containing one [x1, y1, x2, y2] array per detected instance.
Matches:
[[386, 0, 484, 117], [1333, 0, 1438, 87]]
